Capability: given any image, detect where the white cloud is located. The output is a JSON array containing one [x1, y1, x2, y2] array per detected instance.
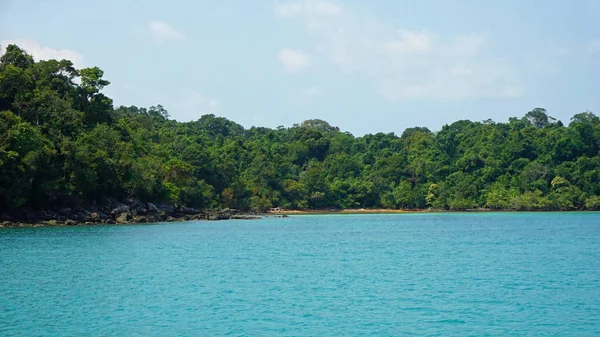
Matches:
[[143, 21, 188, 43], [275, 2, 303, 17], [169, 89, 218, 122], [383, 30, 433, 54], [313, 1, 342, 16], [275, 0, 523, 99], [0, 39, 84, 67], [106, 86, 218, 123], [275, 0, 341, 17], [278, 48, 311, 73], [586, 39, 600, 54]]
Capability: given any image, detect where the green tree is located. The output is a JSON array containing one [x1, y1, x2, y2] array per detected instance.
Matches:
[[2, 42, 600, 216], [525, 108, 555, 128]]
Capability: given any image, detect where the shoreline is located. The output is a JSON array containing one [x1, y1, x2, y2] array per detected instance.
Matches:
[[269, 208, 594, 215], [0, 203, 270, 229], [271, 209, 423, 215], [0, 213, 277, 229], [2, 208, 595, 228], [0, 214, 284, 229]]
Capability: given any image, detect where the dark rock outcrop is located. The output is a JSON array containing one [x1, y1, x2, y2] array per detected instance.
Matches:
[[178, 206, 201, 215], [230, 215, 262, 220], [76, 211, 92, 222], [0, 197, 268, 227], [110, 204, 130, 216], [147, 202, 159, 214], [155, 203, 175, 215]]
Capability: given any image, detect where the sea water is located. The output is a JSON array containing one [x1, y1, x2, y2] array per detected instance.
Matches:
[[1, 213, 599, 336]]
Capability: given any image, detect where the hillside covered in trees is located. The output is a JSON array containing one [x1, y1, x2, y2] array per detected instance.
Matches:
[[2, 44, 600, 215]]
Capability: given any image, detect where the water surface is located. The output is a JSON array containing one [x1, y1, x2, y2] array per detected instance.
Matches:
[[1, 213, 599, 336]]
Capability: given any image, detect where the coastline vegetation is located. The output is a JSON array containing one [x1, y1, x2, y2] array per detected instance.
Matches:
[[2, 44, 600, 220]]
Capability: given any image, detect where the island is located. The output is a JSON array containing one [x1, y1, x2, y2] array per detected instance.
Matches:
[[1, 44, 599, 227]]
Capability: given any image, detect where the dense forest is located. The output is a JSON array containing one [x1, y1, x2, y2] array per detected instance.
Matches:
[[1, 44, 600, 214]]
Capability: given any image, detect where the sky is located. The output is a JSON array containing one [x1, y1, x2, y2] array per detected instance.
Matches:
[[1, 0, 599, 135]]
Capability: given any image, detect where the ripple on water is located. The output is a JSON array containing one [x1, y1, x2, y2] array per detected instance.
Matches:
[[1, 213, 600, 336]]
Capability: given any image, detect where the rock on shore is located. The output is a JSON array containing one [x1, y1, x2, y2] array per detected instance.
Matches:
[[0, 199, 263, 228]]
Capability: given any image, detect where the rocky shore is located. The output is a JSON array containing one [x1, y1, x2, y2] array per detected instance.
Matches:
[[0, 198, 273, 228]]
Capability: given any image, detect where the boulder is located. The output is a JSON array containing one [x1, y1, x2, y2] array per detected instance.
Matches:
[[111, 205, 130, 216], [155, 203, 175, 215], [178, 205, 201, 215], [132, 216, 147, 223], [125, 198, 146, 216], [126, 197, 141, 206], [65, 219, 77, 226], [76, 211, 91, 222], [131, 205, 148, 216], [230, 215, 261, 220], [104, 198, 121, 208], [90, 213, 101, 222], [37, 211, 58, 221], [147, 202, 160, 213], [146, 215, 161, 223], [220, 208, 240, 216], [116, 212, 131, 223]]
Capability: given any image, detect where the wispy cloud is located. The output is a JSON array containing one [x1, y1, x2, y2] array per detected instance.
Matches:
[[275, 0, 523, 100], [107, 85, 218, 123], [142, 20, 188, 44], [0, 39, 84, 67], [586, 39, 600, 54], [278, 48, 311, 73], [275, 2, 303, 17], [168, 89, 218, 122], [275, 0, 341, 17]]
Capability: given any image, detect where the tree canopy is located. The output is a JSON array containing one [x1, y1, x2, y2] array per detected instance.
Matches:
[[1, 44, 600, 213]]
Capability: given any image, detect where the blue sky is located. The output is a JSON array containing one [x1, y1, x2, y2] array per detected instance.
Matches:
[[1, 0, 599, 135]]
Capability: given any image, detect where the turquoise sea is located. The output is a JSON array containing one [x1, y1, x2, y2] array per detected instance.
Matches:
[[1, 213, 599, 336]]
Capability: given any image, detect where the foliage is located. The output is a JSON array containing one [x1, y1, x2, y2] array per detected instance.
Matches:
[[1, 44, 600, 212]]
